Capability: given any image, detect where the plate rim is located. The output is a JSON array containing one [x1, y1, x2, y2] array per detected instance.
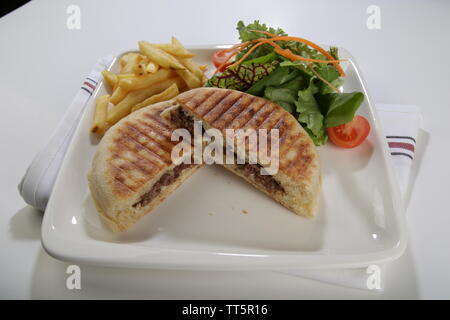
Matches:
[[41, 45, 408, 270]]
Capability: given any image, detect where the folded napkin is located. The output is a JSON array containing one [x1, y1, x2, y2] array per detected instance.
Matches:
[[18, 57, 422, 292], [18, 55, 114, 211], [280, 104, 422, 291]]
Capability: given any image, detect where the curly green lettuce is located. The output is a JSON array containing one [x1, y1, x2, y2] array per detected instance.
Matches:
[[206, 20, 365, 146]]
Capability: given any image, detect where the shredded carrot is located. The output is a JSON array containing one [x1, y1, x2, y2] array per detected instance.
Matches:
[[227, 41, 269, 69], [214, 50, 238, 75], [223, 41, 251, 53], [213, 41, 259, 75], [267, 36, 345, 76], [227, 38, 343, 70], [249, 30, 345, 76]]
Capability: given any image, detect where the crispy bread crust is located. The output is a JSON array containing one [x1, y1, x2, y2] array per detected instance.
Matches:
[[88, 100, 199, 232], [173, 88, 321, 217]]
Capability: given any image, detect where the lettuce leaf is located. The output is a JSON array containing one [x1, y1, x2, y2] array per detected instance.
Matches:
[[236, 20, 286, 61], [295, 82, 327, 145], [317, 92, 365, 128], [262, 77, 303, 112], [236, 20, 286, 42], [205, 61, 278, 91], [206, 20, 365, 147], [246, 66, 304, 96]]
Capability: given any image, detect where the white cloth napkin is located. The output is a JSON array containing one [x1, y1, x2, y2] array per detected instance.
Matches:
[[280, 104, 422, 291], [17, 57, 421, 291], [18, 55, 114, 211]]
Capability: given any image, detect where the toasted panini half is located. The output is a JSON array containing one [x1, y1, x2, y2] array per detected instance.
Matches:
[[88, 101, 200, 232], [162, 87, 321, 217]]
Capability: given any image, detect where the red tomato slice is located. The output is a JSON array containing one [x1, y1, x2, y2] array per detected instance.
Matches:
[[212, 49, 233, 72], [327, 115, 371, 148]]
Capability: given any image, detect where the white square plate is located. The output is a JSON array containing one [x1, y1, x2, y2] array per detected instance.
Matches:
[[42, 45, 407, 270]]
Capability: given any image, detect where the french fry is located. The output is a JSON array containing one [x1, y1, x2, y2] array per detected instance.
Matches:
[[180, 58, 204, 82], [154, 36, 195, 59], [113, 74, 135, 90], [120, 53, 141, 74], [146, 61, 159, 73], [119, 52, 138, 67], [118, 68, 175, 91], [131, 83, 179, 112], [133, 55, 149, 75], [102, 70, 118, 88], [107, 77, 184, 126], [117, 74, 135, 80], [138, 41, 185, 70], [155, 43, 195, 59], [171, 36, 195, 58], [176, 68, 202, 89], [91, 95, 110, 135], [94, 37, 206, 134], [110, 86, 128, 104]]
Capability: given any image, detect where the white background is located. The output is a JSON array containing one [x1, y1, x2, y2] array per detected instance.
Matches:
[[1, 0, 449, 299]]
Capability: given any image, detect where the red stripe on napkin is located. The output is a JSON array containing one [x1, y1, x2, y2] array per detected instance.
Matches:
[[388, 142, 415, 152], [83, 81, 96, 90]]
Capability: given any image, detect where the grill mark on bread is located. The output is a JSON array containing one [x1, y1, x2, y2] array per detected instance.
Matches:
[[126, 124, 173, 155], [242, 102, 275, 130], [116, 138, 164, 171], [123, 133, 172, 165], [195, 90, 231, 117], [213, 95, 257, 129], [145, 113, 173, 132], [135, 119, 172, 141], [184, 89, 216, 112], [277, 116, 290, 144], [282, 129, 313, 175], [256, 108, 280, 130], [113, 176, 136, 196], [110, 163, 139, 192], [203, 91, 242, 123], [210, 94, 245, 128], [262, 118, 284, 156], [141, 114, 173, 138], [287, 141, 313, 175], [229, 99, 268, 130], [115, 139, 162, 173], [122, 124, 172, 163]]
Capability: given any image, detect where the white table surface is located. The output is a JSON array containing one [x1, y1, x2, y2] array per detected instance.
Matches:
[[1, 0, 449, 299]]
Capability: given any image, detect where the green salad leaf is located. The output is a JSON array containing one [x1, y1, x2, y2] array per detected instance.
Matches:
[[237, 20, 286, 42], [295, 81, 327, 145], [236, 20, 286, 61], [319, 92, 365, 128], [205, 61, 278, 91], [205, 20, 366, 146], [246, 67, 304, 96]]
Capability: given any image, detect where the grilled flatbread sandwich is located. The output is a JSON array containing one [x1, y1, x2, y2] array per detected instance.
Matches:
[[162, 87, 321, 217], [88, 101, 200, 232]]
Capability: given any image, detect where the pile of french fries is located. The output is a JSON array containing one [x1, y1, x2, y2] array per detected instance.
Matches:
[[90, 37, 207, 135]]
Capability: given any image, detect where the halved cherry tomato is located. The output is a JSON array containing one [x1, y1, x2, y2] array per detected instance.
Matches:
[[327, 115, 371, 148], [212, 49, 234, 72]]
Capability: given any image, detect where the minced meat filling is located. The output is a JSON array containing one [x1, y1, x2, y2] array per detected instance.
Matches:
[[235, 162, 284, 194], [132, 163, 194, 208], [170, 107, 284, 195], [171, 108, 196, 135]]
